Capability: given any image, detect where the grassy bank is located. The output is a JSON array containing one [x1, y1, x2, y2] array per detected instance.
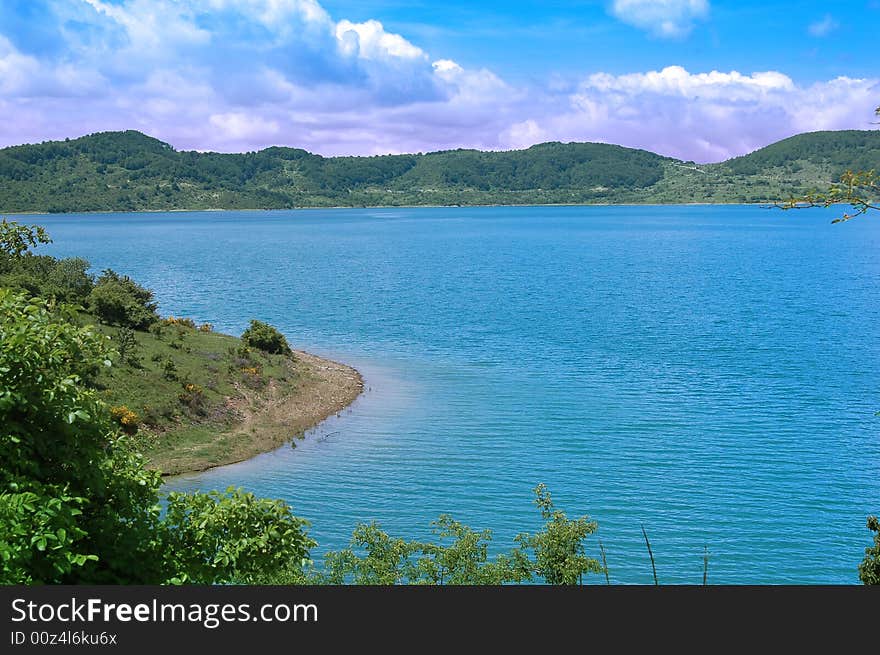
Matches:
[[91, 316, 363, 475]]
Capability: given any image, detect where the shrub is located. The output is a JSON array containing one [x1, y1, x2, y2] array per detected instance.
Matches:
[[0, 289, 161, 583], [45, 257, 94, 303], [178, 383, 206, 416], [240, 366, 265, 389], [161, 358, 178, 381], [860, 516, 880, 585], [162, 316, 196, 329], [89, 269, 159, 330], [199, 322, 213, 332], [241, 319, 292, 355], [110, 406, 139, 435], [115, 327, 139, 365]]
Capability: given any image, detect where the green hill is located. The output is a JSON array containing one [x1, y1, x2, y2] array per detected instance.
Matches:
[[0, 129, 878, 212]]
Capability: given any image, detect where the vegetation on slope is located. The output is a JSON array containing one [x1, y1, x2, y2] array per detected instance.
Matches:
[[4, 129, 876, 212], [0, 218, 359, 475]]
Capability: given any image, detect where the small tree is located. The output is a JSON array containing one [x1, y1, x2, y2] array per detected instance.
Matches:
[[859, 516, 880, 585], [0, 219, 51, 258], [241, 319, 292, 355], [512, 484, 602, 584], [160, 487, 316, 584], [88, 269, 159, 329]]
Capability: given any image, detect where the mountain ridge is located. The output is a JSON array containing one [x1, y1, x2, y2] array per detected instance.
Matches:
[[1, 129, 878, 212]]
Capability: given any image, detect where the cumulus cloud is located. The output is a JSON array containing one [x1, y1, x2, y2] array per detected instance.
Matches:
[[336, 19, 427, 61], [505, 67, 878, 162], [610, 0, 710, 38], [0, 0, 876, 162], [808, 15, 839, 37]]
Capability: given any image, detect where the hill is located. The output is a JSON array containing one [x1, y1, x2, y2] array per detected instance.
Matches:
[[0, 129, 878, 212]]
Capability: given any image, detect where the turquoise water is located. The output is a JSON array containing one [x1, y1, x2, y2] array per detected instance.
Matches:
[[29, 205, 880, 584]]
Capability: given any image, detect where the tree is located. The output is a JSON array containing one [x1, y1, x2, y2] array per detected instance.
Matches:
[[160, 487, 316, 584], [0, 219, 51, 258], [512, 483, 603, 585], [241, 319, 292, 355], [0, 289, 162, 583], [89, 269, 159, 329], [859, 516, 880, 585]]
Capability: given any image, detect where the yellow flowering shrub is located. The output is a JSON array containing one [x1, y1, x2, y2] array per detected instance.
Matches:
[[110, 405, 139, 434], [162, 316, 196, 328]]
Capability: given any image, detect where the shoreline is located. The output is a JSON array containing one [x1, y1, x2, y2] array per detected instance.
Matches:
[[151, 349, 363, 476], [3, 201, 796, 216]]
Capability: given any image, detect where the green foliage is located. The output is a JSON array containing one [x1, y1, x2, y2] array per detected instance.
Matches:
[[322, 522, 419, 585], [161, 357, 178, 380], [89, 269, 158, 329], [0, 289, 162, 583], [0, 288, 315, 584], [114, 327, 139, 365], [511, 484, 603, 584], [0, 218, 51, 257], [0, 254, 94, 304], [0, 220, 93, 304], [160, 487, 316, 584], [859, 516, 880, 585], [410, 515, 526, 585], [317, 485, 599, 585], [241, 319, 292, 355]]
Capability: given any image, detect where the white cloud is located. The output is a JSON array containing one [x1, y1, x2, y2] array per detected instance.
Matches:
[[585, 66, 795, 99], [610, 0, 710, 38], [335, 19, 426, 61], [502, 120, 550, 149], [209, 112, 280, 142], [808, 15, 838, 37], [513, 67, 879, 161]]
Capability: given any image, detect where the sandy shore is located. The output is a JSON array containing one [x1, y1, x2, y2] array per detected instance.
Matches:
[[152, 349, 363, 476]]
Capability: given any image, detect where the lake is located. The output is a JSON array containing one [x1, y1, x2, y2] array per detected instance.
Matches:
[[29, 205, 880, 584]]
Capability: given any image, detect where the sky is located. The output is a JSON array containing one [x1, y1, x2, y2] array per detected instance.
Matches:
[[0, 0, 878, 162]]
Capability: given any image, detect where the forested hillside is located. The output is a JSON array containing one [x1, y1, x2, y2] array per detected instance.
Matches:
[[0, 129, 877, 212]]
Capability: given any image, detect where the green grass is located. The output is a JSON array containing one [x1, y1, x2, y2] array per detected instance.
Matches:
[[86, 315, 300, 473]]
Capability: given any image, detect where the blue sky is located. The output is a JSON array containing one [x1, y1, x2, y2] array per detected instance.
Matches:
[[1, 0, 878, 161]]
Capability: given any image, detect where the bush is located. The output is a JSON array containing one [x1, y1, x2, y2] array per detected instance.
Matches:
[[178, 383, 206, 416], [110, 406, 139, 435], [161, 358, 178, 381], [45, 257, 94, 303], [0, 289, 161, 583], [162, 316, 196, 329], [241, 319, 292, 355], [115, 327, 139, 365], [0, 254, 93, 304], [860, 516, 880, 585], [88, 269, 158, 330]]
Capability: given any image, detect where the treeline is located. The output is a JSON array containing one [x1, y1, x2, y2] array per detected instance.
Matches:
[[1, 219, 878, 585], [2, 129, 877, 213]]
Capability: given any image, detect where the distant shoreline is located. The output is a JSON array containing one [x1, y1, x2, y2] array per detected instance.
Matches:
[[4, 201, 789, 217]]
